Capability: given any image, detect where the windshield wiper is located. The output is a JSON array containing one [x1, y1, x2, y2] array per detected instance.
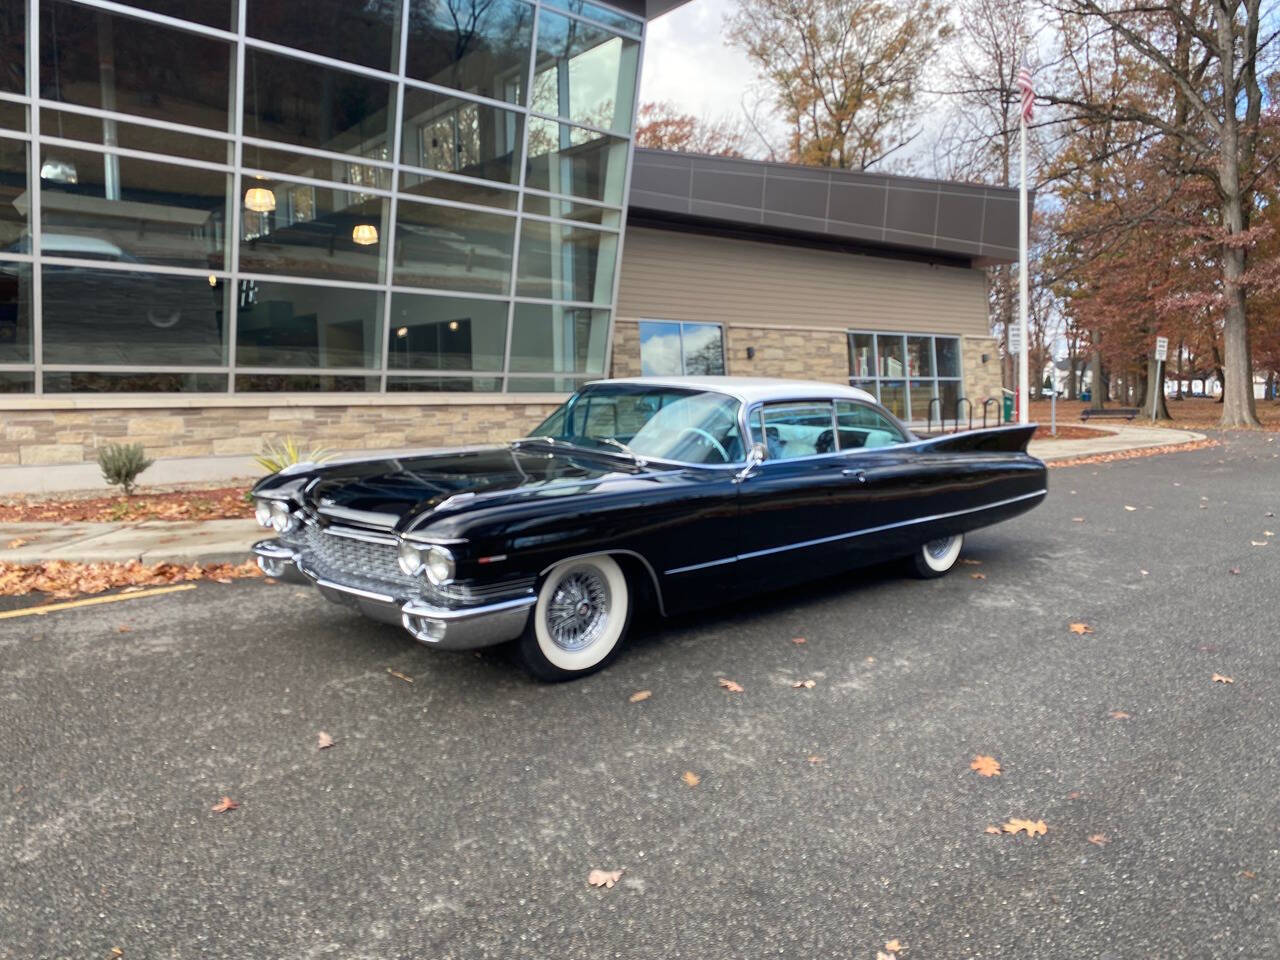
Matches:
[[597, 437, 646, 464], [511, 435, 578, 449]]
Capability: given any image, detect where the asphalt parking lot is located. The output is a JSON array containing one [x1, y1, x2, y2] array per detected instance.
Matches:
[[3, 432, 1279, 959]]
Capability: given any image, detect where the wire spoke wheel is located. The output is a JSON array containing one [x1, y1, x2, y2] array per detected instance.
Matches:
[[545, 568, 612, 652], [521, 554, 632, 680]]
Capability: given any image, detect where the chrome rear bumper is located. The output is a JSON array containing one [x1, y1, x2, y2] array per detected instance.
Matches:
[[251, 539, 534, 651]]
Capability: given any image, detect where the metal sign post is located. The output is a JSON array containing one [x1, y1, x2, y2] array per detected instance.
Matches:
[[1152, 336, 1169, 421]]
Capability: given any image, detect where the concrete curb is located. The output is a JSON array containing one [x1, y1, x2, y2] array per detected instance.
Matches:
[[1028, 424, 1207, 462]]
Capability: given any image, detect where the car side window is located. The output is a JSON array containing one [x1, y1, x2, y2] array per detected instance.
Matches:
[[757, 402, 836, 460], [834, 401, 907, 449]]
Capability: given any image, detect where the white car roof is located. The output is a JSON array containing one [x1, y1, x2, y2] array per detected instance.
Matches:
[[590, 376, 879, 406]]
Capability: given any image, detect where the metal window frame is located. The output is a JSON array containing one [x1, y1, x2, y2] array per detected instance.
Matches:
[[847, 330, 965, 421]]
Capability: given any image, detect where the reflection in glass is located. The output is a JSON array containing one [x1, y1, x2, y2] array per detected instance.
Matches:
[[44, 371, 227, 392], [508, 303, 607, 373], [522, 194, 621, 227], [399, 169, 518, 209], [0, 371, 33, 393], [682, 322, 725, 375], [524, 118, 626, 204], [41, 108, 231, 164], [938, 379, 962, 420], [0, 138, 28, 247], [0, 259, 32, 362], [515, 219, 617, 303], [247, 0, 401, 72], [40, 1, 232, 131], [849, 333, 874, 378], [236, 374, 379, 391], [0, 101, 26, 131], [388, 293, 508, 370], [110, 0, 232, 30], [42, 267, 227, 365], [506, 375, 583, 392], [638, 320, 724, 376], [1, 0, 23, 94], [242, 142, 391, 192], [879, 380, 906, 418], [387, 375, 503, 392], [38, 146, 228, 269], [244, 48, 392, 155], [907, 336, 933, 377], [235, 280, 382, 369], [401, 88, 523, 185], [393, 199, 515, 294], [532, 10, 639, 133], [404, 0, 534, 105], [239, 184, 387, 284], [877, 334, 905, 377], [936, 336, 961, 377], [909, 380, 934, 421], [542, 0, 642, 35]]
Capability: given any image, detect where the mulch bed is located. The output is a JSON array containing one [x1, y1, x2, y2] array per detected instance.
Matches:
[[1032, 425, 1108, 440], [0, 559, 265, 598], [0, 487, 254, 524]]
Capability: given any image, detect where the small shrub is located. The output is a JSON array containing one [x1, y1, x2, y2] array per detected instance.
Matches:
[[98, 442, 153, 496], [255, 436, 333, 475]]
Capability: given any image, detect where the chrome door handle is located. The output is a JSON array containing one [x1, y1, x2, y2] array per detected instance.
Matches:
[[842, 468, 867, 483]]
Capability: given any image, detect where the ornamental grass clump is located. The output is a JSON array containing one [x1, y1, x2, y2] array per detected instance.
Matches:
[[97, 442, 154, 496], [255, 436, 333, 475]]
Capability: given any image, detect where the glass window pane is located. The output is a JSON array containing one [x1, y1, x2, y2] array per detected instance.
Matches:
[[1, 1, 24, 95], [909, 379, 935, 421], [506, 375, 583, 392], [638, 320, 681, 376], [247, 0, 401, 73], [0, 101, 26, 132], [242, 142, 391, 191], [110, 0, 232, 30], [399, 170, 518, 209], [834, 400, 906, 447], [235, 280, 382, 369], [41, 107, 231, 164], [235, 373, 379, 392], [388, 293, 508, 371], [40, 1, 232, 131], [532, 11, 638, 133], [0, 371, 33, 393], [681, 322, 724, 375], [515, 219, 616, 303], [39, 147, 228, 269], [877, 335, 905, 378], [508, 303, 608, 373], [848, 333, 874, 379], [907, 336, 934, 377], [878, 380, 906, 419], [239, 183, 387, 284], [387, 375, 503, 392], [243, 48, 393, 155], [938, 380, 963, 420], [525, 118, 627, 204], [850, 378, 876, 398], [401, 89, 523, 186], [0, 137, 29, 248], [44, 371, 227, 392], [522, 194, 620, 227], [404, 0, 535, 105], [42, 267, 228, 365], [0, 259, 33, 362], [542, 0, 642, 35], [760, 402, 835, 459], [936, 336, 961, 377], [393, 199, 516, 294]]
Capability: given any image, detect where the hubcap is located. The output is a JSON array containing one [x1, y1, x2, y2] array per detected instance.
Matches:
[[925, 536, 957, 560], [546, 567, 611, 652]]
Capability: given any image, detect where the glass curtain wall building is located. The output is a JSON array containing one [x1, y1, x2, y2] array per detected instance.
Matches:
[[0, 0, 642, 394]]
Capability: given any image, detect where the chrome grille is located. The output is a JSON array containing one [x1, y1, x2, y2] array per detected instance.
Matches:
[[300, 523, 418, 597]]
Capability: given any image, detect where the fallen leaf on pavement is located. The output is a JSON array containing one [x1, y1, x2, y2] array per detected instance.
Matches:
[[1069, 623, 1094, 635], [1230, 567, 1241, 575], [1071, 517, 1085, 523], [111, 949, 123, 958], [884, 939, 903, 953], [6, 538, 28, 549], [1124, 505, 1137, 511], [718, 678, 743, 693], [984, 825, 1002, 834], [1242, 869, 1257, 879], [587, 868, 623, 888], [1250, 540, 1268, 547], [970, 754, 1002, 777], [1067, 790, 1082, 799], [681, 770, 700, 787], [628, 690, 652, 703], [1139, 569, 1149, 576], [116, 625, 132, 634], [970, 572, 986, 580], [1265, 531, 1275, 537], [806, 755, 824, 764], [792, 679, 816, 689], [1087, 834, 1110, 846], [211, 796, 239, 813], [1212, 673, 1234, 684], [386, 668, 414, 684], [317, 731, 334, 750], [791, 636, 806, 644], [1002, 818, 1047, 837], [960, 558, 982, 565], [1108, 710, 1131, 719]]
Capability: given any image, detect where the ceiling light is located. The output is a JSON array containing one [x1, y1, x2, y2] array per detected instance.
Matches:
[[352, 224, 379, 245], [244, 186, 276, 212]]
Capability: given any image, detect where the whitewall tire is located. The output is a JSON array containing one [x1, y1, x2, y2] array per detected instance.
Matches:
[[515, 554, 632, 681], [910, 533, 964, 579]]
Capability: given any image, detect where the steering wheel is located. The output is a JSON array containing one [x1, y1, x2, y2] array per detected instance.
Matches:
[[675, 427, 730, 463]]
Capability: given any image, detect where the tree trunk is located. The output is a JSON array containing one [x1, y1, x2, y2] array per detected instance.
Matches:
[[1089, 345, 1104, 410], [1143, 354, 1172, 419]]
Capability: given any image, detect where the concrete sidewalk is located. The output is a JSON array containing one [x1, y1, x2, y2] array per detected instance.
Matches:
[[1, 518, 258, 565], [1029, 422, 1205, 461]]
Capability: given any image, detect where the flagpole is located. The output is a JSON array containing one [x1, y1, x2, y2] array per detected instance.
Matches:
[[1017, 97, 1030, 425]]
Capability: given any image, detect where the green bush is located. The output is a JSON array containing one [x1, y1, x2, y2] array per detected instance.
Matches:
[[97, 442, 153, 496], [255, 436, 333, 475]]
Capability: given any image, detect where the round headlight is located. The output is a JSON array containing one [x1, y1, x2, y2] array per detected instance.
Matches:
[[268, 499, 295, 533], [423, 545, 455, 586], [254, 499, 273, 528], [398, 541, 423, 577]]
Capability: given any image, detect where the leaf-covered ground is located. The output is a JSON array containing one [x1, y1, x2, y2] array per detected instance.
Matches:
[[0, 487, 255, 524], [0, 559, 264, 598]]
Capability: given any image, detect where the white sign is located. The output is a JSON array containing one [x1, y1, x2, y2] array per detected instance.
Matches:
[[1155, 336, 1169, 362], [1008, 325, 1022, 355]]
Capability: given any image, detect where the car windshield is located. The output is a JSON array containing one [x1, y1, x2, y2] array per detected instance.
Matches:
[[527, 384, 746, 464]]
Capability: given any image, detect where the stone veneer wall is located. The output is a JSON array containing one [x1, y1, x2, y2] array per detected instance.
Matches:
[[610, 319, 644, 378], [0, 401, 562, 466], [961, 336, 1004, 408]]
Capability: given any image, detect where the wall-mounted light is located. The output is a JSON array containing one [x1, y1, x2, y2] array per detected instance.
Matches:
[[244, 186, 276, 212], [745, 346, 756, 360], [207, 274, 218, 287], [981, 353, 990, 364], [352, 224, 379, 245], [448, 320, 459, 331]]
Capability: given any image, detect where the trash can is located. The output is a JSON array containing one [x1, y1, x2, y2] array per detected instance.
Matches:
[[1002, 395, 1014, 423]]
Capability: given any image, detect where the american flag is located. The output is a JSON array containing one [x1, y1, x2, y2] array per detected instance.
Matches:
[[1016, 64, 1035, 123]]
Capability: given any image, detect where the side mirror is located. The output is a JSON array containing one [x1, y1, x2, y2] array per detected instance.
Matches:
[[735, 442, 766, 483]]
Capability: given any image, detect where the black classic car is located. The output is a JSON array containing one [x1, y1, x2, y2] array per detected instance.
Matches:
[[251, 377, 1047, 680]]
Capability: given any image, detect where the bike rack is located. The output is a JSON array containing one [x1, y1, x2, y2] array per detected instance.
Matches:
[[956, 397, 973, 432], [926, 397, 941, 434], [982, 397, 1000, 429]]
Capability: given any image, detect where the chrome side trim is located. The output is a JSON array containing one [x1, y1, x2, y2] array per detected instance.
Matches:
[[664, 488, 1048, 575], [538, 549, 669, 617], [401, 594, 536, 622]]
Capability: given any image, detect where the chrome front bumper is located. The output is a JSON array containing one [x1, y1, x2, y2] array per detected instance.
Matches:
[[251, 539, 534, 651]]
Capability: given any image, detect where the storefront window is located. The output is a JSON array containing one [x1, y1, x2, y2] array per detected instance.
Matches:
[[388, 293, 508, 371], [393, 199, 516, 295], [638, 320, 724, 376], [508, 303, 607, 373], [404, 0, 535, 105], [515, 219, 616, 303], [525, 118, 627, 205], [247, 0, 402, 72], [0, 137, 28, 248], [0, 260, 32, 363], [239, 184, 388, 284], [235, 280, 382, 369], [531, 10, 638, 133], [401, 89, 523, 186], [848, 331, 963, 421]]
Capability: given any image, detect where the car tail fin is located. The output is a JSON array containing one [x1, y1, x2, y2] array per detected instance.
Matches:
[[914, 424, 1037, 454]]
